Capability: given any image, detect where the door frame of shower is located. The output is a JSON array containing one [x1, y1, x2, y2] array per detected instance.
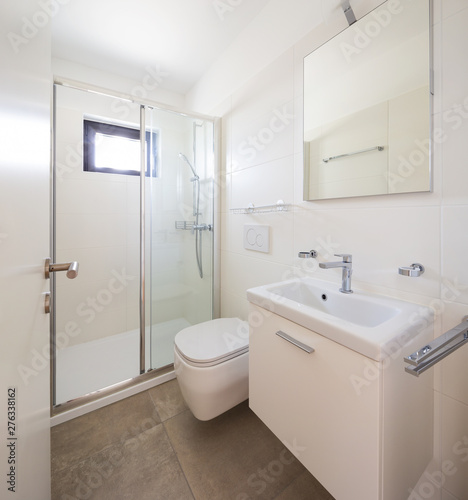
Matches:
[[50, 77, 220, 422]]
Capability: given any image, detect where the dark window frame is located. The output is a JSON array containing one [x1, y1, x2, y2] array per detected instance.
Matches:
[[83, 119, 158, 177]]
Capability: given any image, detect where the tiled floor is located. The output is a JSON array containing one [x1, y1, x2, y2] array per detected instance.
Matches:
[[51, 379, 335, 500]]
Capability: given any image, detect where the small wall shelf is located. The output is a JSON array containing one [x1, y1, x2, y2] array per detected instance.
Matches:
[[230, 199, 291, 215]]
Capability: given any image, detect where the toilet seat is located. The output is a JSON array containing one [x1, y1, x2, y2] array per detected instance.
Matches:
[[174, 318, 249, 368]]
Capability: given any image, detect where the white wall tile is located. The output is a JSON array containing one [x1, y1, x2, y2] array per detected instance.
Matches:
[[230, 49, 294, 171], [221, 250, 293, 299], [56, 213, 127, 250], [441, 109, 468, 204], [442, 206, 468, 305], [220, 289, 249, 321], [439, 302, 468, 407], [56, 178, 127, 214], [440, 395, 468, 499], [231, 49, 294, 128], [442, 0, 468, 20], [231, 156, 294, 209], [293, 206, 440, 296], [441, 9, 468, 111], [231, 99, 295, 171]]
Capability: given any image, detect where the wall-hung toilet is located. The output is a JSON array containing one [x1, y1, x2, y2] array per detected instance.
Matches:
[[174, 317, 249, 421]]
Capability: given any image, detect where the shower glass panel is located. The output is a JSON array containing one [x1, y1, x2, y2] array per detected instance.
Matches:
[[53, 85, 142, 405], [146, 108, 214, 370], [52, 82, 215, 407]]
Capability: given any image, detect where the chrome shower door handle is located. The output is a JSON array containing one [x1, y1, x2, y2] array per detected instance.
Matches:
[[44, 258, 79, 279]]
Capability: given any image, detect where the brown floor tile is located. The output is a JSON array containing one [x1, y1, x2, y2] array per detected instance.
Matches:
[[51, 403, 116, 473], [104, 391, 162, 445], [148, 378, 188, 421], [53, 424, 194, 500], [274, 471, 335, 500], [164, 400, 307, 500]]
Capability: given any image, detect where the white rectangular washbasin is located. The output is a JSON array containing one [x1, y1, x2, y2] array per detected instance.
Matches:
[[246, 277, 433, 361]]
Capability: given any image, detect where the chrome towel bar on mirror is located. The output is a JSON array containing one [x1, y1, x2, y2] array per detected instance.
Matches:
[[275, 331, 315, 354], [404, 318, 468, 376], [322, 145, 384, 163]]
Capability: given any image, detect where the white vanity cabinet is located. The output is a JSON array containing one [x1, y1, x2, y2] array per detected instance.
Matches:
[[248, 304, 433, 500]]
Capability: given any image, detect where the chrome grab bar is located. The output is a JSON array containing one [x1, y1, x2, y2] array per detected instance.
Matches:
[[44, 258, 79, 279], [323, 145, 384, 163], [404, 318, 468, 376], [276, 331, 315, 354]]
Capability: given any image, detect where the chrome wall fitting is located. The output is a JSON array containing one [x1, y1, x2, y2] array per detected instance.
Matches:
[[398, 263, 425, 277], [298, 250, 317, 258]]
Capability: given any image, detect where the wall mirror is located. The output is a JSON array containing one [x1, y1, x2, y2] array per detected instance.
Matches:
[[303, 0, 431, 201]]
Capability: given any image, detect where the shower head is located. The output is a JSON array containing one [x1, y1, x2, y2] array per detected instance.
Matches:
[[178, 153, 199, 180]]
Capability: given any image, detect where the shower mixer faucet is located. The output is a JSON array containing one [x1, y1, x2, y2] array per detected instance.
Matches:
[[319, 254, 353, 294]]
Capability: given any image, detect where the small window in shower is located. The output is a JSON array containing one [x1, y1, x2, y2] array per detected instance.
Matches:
[[83, 119, 158, 176]]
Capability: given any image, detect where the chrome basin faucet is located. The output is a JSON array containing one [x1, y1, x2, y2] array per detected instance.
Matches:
[[319, 254, 353, 294]]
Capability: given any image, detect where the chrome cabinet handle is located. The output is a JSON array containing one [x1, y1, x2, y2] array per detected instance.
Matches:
[[44, 258, 79, 279], [275, 331, 315, 354]]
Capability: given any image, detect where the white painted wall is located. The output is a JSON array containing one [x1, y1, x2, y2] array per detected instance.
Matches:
[[0, 3, 51, 499], [191, 1, 468, 498]]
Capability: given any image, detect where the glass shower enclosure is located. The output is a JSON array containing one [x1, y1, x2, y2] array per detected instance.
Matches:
[[51, 82, 215, 407]]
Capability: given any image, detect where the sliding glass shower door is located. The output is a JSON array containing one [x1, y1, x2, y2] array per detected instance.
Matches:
[[53, 85, 143, 405], [52, 84, 214, 407]]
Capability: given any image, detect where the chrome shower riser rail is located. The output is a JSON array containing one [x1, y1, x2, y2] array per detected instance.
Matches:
[[404, 318, 468, 376]]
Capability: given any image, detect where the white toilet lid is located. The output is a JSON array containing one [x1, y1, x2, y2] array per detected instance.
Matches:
[[174, 318, 249, 365]]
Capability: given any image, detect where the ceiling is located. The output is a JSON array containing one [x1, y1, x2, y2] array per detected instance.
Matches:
[[51, 0, 362, 96], [52, 0, 277, 95]]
